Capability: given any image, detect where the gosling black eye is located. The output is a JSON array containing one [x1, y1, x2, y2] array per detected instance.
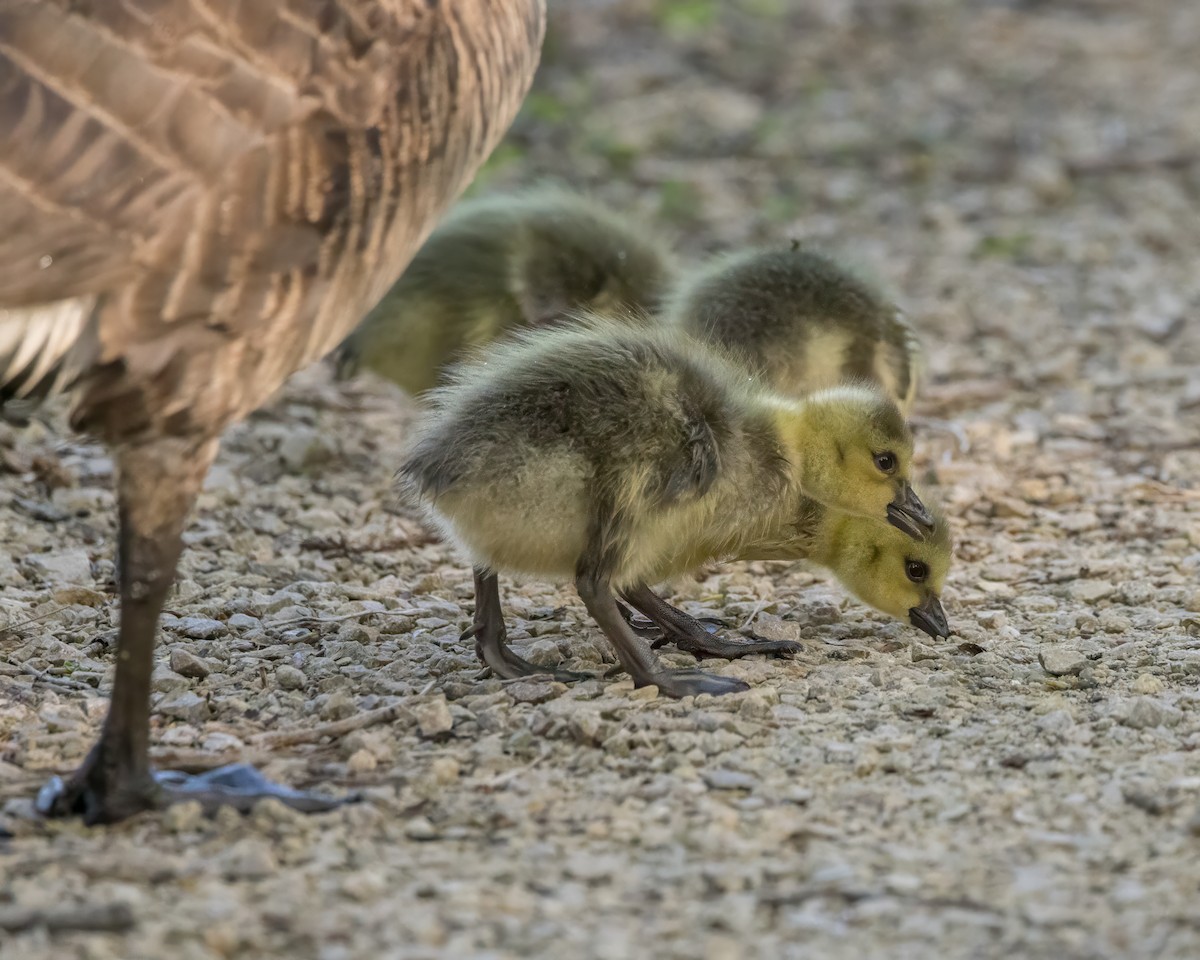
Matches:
[[874, 451, 897, 474], [905, 560, 928, 583]]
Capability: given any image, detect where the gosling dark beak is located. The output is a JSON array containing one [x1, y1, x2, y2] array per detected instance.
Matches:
[[887, 482, 935, 540], [909, 595, 950, 640]]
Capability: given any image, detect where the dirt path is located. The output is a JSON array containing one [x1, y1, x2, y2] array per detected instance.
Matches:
[[3, 2, 1199, 957]]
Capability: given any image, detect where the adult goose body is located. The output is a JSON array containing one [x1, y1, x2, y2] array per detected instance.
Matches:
[[0, 0, 545, 824]]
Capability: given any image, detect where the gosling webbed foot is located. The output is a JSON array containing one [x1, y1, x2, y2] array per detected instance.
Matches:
[[462, 623, 594, 683], [620, 586, 799, 660], [638, 669, 750, 699], [576, 574, 753, 701], [617, 599, 726, 640], [467, 568, 594, 683], [669, 633, 802, 660]]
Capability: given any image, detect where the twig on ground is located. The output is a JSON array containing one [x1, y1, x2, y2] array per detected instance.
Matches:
[[247, 702, 412, 749], [0, 901, 135, 934]]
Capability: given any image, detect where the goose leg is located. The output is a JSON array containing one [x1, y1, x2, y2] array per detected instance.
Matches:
[[464, 567, 592, 682], [621, 584, 801, 660], [575, 573, 749, 698], [37, 438, 345, 824]]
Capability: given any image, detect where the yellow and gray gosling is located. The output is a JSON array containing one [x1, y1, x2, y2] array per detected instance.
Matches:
[[665, 244, 921, 415], [624, 496, 952, 660], [399, 319, 938, 699], [333, 186, 674, 395]]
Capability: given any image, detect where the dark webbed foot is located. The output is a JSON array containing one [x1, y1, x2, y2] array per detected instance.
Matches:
[[468, 568, 594, 683], [641, 668, 749, 698], [35, 739, 161, 825], [576, 575, 749, 699], [621, 586, 801, 660], [617, 599, 726, 640], [155, 764, 350, 814], [38, 758, 348, 823]]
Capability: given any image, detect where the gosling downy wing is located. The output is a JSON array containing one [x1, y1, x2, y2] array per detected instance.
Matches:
[[509, 187, 676, 325], [399, 320, 738, 582]]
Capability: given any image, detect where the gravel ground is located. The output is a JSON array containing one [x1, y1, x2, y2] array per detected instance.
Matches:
[[4, 1, 1200, 958]]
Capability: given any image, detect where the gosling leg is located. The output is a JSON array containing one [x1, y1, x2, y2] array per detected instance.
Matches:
[[575, 573, 749, 698], [463, 568, 592, 682], [616, 597, 727, 640], [37, 438, 347, 824], [621, 584, 801, 660]]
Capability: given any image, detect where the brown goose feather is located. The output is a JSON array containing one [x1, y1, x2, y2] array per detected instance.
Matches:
[[0, 0, 544, 440]]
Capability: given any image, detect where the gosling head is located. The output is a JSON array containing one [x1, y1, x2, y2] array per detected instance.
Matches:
[[793, 385, 934, 539], [826, 503, 953, 640]]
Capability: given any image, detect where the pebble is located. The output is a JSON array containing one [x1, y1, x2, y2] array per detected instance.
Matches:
[[405, 816, 439, 841], [50, 586, 108, 607], [1122, 697, 1173, 730], [738, 688, 780, 720], [347, 748, 378, 774], [276, 665, 307, 691], [1069, 580, 1115, 603], [413, 695, 454, 737], [173, 617, 227, 640], [977, 610, 1008, 630], [278, 428, 335, 472], [26, 549, 93, 585], [320, 690, 357, 721], [702, 768, 758, 791], [506, 679, 568, 704], [524, 639, 564, 667], [157, 691, 211, 723], [1039, 648, 1088, 677], [569, 711, 606, 746], [151, 665, 189, 694], [1131, 673, 1165, 695], [201, 732, 244, 752], [752, 614, 804, 643], [170, 648, 212, 679], [163, 800, 205, 834], [227, 613, 263, 631], [429, 757, 461, 784], [218, 838, 279, 880], [1036, 709, 1075, 735]]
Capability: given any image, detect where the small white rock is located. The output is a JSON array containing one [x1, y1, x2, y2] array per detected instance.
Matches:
[[1039, 648, 1088, 677], [170, 648, 212, 679], [1131, 673, 1165, 695], [412, 695, 454, 738], [275, 665, 306, 691]]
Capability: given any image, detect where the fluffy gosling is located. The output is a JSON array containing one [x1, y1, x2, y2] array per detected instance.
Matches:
[[333, 186, 674, 395], [399, 320, 937, 698], [665, 244, 921, 414], [624, 497, 951, 661]]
